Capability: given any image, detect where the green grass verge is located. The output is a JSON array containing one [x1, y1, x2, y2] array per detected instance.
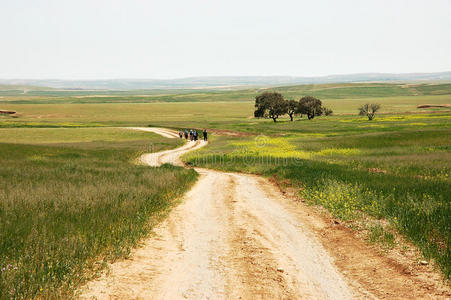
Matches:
[[0, 129, 197, 298]]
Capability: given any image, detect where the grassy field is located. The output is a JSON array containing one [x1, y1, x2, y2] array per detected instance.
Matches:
[[1, 96, 450, 129], [0, 102, 252, 128], [184, 114, 451, 278], [0, 81, 450, 295], [1, 82, 450, 130], [2, 82, 451, 104], [0, 128, 197, 298]]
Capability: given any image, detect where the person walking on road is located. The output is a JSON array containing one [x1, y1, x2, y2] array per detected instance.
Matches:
[[193, 130, 198, 141], [184, 130, 188, 139], [203, 129, 208, 141], [189, 129, 193, 141], [179, 131, 183, 138]]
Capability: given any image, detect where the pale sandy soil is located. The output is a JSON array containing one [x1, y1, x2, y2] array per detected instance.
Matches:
[[79, 127, 450, 300], [128, 127, 180, 139]]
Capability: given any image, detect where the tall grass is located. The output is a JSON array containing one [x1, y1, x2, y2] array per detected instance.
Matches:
[[0, 140, 197, 298]]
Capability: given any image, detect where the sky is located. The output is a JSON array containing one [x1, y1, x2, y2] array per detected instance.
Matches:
[[0, 0, 450, 79]]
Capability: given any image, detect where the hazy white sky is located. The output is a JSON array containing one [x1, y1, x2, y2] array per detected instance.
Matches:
[[1, 0, 450, 79]]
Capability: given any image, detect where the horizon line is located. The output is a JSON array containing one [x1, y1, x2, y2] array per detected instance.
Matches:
[[1, 70, 451, 81]]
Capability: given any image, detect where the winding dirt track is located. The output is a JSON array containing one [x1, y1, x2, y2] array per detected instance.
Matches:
[[80, 128, 449, 299]]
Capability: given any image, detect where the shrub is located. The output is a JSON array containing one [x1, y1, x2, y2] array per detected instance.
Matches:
[[359, 103, 381, 120]]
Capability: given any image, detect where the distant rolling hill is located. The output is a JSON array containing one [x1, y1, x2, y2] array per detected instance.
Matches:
[[1, 82, 451, 104], [1, 71, 451, 90], [0, 84, 55, 91]]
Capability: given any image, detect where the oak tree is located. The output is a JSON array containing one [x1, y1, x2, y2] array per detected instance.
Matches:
[[297, 96, 323, 120], [254, 92, 288, 122]]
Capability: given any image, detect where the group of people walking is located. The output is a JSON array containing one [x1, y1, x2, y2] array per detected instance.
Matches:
[[179, 129, 208, 141]]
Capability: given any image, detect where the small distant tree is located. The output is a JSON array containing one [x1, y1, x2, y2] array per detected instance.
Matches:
[[297, 96, 323, 120], [323, 107, 333, 116], [359, 103, 381, 120], [254, 92, 288, 122], [287, 99, 298, 121]]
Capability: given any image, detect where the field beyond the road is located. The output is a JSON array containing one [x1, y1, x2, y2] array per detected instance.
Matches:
[[1, 82, 451, 130], [184, 113, 451, 279]]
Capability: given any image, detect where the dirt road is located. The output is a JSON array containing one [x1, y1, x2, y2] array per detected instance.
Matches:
[[128, 127, 180, 139], [80, 128, 449, 299]]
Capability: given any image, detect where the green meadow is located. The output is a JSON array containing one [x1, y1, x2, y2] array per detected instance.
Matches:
[[1, 82, 450, 296], [1, 82, 450, 130], [184, 114, 451, 278], [0, 128, 197, 298], [2, 82, 451, 106]]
